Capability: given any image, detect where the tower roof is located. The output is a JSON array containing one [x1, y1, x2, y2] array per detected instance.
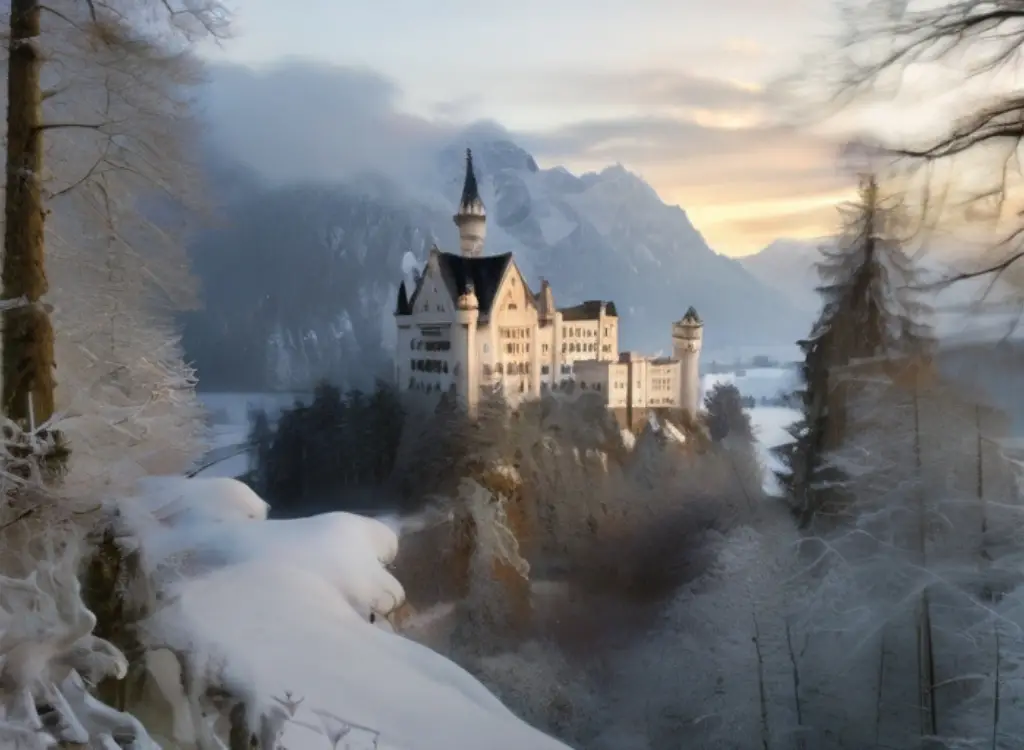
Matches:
[[457, 148, 485, 215], [395, 281, 411, 315]]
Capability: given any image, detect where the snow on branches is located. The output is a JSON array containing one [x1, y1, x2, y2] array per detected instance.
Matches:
[[0, 555, 155, 750]]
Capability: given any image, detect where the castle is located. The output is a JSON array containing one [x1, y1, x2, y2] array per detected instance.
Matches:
[[394, 150, 704, 423]]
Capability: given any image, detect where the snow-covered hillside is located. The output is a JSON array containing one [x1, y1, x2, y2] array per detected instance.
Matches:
[[738, 237, 826, 314], [121, 477, 572, 750]]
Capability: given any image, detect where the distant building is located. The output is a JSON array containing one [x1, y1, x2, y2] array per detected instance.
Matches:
[[394, 148, 703, 418]]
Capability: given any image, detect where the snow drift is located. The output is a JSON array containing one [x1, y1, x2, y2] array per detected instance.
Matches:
[[122, 476, 570, 750]]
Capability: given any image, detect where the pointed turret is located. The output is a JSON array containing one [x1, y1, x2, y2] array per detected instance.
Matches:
[[395, 281, 411, 316], [453, 148, 487, 257]]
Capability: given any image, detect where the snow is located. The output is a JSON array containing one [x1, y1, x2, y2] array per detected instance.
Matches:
[[702, 367, 798, 403], [749, 406, 799, 495], [125, 477, 570, 750]]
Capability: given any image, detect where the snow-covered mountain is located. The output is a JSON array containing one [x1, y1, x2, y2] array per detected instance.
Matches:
[[738, 238, 828, 315], [739, 235, 1024, 344], [183, 136, 808, 391]]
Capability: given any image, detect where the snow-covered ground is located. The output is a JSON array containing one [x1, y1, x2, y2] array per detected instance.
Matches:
[[749, 406, 799, 494], [125, 477, 571, 750]]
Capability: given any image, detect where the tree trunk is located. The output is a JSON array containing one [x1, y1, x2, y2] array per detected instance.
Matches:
[[3, 0, 58, 436]]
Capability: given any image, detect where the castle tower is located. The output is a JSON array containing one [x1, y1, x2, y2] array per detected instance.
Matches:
[[455, 283, 480, 416], [453, 148, 486, 257], [672, 306, 704, 419]]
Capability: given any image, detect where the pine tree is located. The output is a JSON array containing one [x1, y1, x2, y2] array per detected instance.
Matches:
[[703, 382, 753, 442], [775, 174, 933, 527]]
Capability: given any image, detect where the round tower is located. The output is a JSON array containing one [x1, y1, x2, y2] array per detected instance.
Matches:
[[455, 283, 480, 416], [672, 306, 704, 419], [453, 148, 486, 257]]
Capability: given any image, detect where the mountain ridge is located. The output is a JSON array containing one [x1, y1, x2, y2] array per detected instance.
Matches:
[[182, 133, 808, 391]]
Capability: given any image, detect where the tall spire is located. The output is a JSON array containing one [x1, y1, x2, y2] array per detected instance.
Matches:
[[460, 148, 483, 212], [453, 147, 487, 257]]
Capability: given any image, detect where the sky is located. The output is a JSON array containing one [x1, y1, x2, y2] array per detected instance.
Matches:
[[201, 0, 859, 256]]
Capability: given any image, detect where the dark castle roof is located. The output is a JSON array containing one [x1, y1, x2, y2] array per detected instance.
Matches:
[[458, 148, 483, 212], [560, 300, 617, 321], [395, 281, 411, 315], [403, 250, 513, 317], [437, 251, 510, 315]]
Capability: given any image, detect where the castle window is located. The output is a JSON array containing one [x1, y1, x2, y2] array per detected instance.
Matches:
[[443, 361, 449, 373], [541, 365, 550, 375], [542, 344, 549, 353], [561, 343, 566, 353]]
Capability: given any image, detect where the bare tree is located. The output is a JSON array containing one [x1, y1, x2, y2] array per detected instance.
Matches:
[[825, 0, 1024, 283]]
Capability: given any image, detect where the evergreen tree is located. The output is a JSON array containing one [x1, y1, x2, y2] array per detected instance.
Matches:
[[247, 408, 274, 496], [703, 382, 753, 442], [775, 174, 933, 527]]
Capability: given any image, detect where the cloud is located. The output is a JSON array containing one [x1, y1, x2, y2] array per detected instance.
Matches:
[[526, 68, 775, 115], [198, 60, 845, 251], [715, 203, 843, 241], [199, 60, 454, 184]]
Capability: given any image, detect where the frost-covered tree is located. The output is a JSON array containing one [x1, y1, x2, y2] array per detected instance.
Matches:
[[0, 0, 231, 744], [776, 175, 933, 527], [780, 353, 1024, 749]]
